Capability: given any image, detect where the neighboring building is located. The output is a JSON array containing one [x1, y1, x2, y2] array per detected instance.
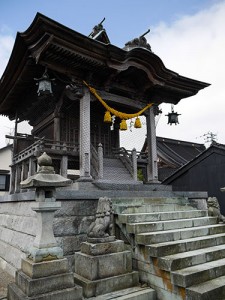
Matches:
[[140, 136, 205, 181], [0, 144, 12, 193], [163, 142, 225, 214]]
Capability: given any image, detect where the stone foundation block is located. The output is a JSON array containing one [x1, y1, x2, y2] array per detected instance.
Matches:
[[74, 271, 139, 298], [81, 240, 125, 256], [21, 258, 69, 279], [15, 270, 74, 297], [8, 282, 83, 300], [74, 250, 132, 280]]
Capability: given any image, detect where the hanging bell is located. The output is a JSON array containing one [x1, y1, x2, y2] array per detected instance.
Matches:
[[120, 119, 127, 130], [134, 117, 142, 128], [104, 111, 112, 123]]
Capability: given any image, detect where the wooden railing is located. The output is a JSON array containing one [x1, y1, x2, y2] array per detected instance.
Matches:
[[13, 138, 79, 165]]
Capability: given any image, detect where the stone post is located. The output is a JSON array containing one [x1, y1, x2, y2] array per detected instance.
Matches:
[[28, 157, 36, 177], [98, 143, 103, 179], [79, 87, 92, 181], [132, 148, 138, 181], [146, 106, 159, 183], [9, 165, 16, 194], [15, 164, 22, 193], [60, 155, 68, 178]]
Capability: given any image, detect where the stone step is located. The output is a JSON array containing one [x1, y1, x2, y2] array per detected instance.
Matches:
[[172, 257, 225, 288], [136, 224, 225, 245], [104, 167, 131, 174], [158, 244, 225, 271], [103, 169, 133, 181], [148, 233, 225, 257], [8, 283, 83, 300], [103, 158, 125, 167], [114, 197, 191, 205], [74, 271, 139, 298], [114, 203, 196, 214], [186, 274, 225, 300], [126, 217, 217, 234], [118, 210, 208, 223], [88, 286, 156, 300]]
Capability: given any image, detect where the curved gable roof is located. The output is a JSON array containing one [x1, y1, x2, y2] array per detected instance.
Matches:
[[0, 13, 210, 120]]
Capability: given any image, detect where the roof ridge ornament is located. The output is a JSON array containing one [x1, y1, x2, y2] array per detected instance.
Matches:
[[88, 18, 110, 44], [124, 29, 152, 51]]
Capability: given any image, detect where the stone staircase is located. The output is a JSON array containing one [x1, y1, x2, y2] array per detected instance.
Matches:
[[102, 158, 134, 182], [113, 197, 225, 300]]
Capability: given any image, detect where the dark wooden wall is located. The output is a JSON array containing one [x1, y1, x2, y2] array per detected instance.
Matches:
[[170, 152, 225, 214]]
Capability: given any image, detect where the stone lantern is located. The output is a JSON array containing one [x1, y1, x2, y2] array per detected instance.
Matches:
[[20, 152, 72, 262], [8, 152, 83, 300]]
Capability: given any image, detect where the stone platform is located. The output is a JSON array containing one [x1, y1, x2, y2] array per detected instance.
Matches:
[[8, 258, 83, 300]]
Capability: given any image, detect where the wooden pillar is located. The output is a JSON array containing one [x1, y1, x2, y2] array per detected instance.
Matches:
[[146, 107, 159, 183], [54, 116, 60, 142], [79, 87, 92, 181]]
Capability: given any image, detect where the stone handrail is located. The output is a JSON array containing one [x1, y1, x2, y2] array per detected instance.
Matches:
[[113, 147, 133, 176]]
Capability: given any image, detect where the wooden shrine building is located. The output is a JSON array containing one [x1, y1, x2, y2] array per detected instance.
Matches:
[[0, 13, 209, 193]]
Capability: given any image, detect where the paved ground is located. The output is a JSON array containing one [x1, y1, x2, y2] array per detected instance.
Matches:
[[0, 268, 14, 299]]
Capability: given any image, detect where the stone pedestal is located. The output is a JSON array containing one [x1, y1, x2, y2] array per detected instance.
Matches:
[[8, 258, 83, 300], [74, 240, 139, 298], [7, 153, 83, 300]]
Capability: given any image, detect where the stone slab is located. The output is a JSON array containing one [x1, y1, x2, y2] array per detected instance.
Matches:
[[21, 258, 69, 279], [186, 274, 225, 300], [127, 217, 217, 234], [158, 244, 225, 271], [16, 270, 74, 297], [8, 282, 83, 300], [81, 240, 125, 256], [118, 210, 208, 223], [88, 286, 156, 299], [74, 271, 139, 298], [147, 233, 225, 257], [74, 250, 132, 280], [171, 257, 225, 287], [136, 224, 225, 245]]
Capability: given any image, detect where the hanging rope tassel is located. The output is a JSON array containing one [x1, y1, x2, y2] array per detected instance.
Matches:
[[120, 119, 127, 131], [134, 117, 142, 128], [104, 111, 112, 123]]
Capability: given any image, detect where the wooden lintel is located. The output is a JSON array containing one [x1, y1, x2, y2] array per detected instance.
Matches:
[[96, 90, 146, 110]]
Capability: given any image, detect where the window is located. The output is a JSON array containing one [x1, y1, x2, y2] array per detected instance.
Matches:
[[0, 174, 10, 191]]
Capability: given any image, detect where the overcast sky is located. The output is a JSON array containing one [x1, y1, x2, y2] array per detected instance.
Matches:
[[0, 0, 224, 150]]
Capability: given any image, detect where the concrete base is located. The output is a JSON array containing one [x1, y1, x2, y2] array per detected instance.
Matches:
[[74, 271, 139, 298], [88, 286, 156, 300], [74, 240, 139, 298], [7, 258, 83, 300]]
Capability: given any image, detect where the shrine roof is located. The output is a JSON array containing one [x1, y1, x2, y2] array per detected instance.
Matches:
[[0, 13, 210, 121]]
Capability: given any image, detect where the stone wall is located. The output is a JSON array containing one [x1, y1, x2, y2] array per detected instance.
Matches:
[[0, 199, 98, 276]]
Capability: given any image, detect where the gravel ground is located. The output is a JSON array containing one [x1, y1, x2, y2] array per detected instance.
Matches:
[[0, 269, 14, 299]]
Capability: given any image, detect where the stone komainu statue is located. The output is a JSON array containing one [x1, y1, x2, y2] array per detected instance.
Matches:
[[87, 196, 114, 239], [207, 197, 225, 223]]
